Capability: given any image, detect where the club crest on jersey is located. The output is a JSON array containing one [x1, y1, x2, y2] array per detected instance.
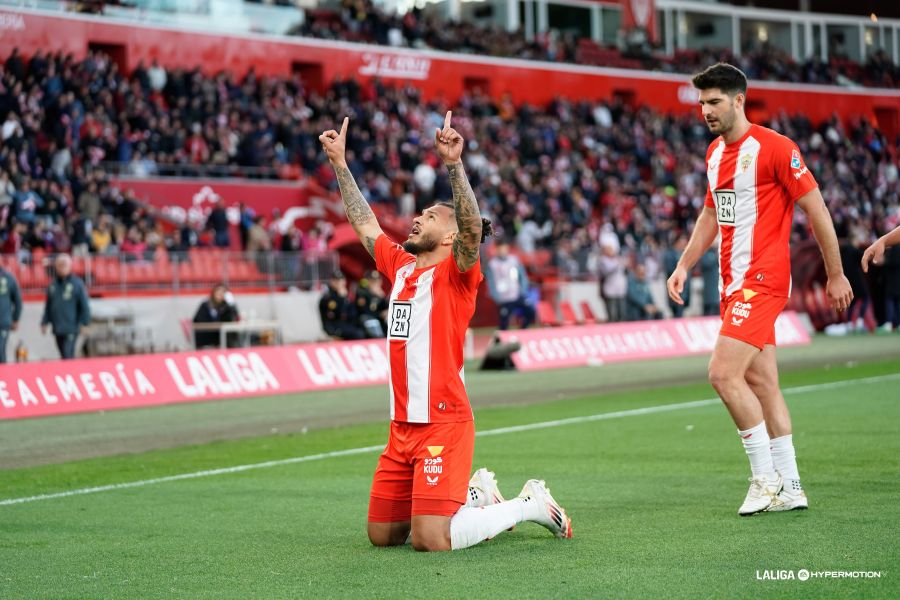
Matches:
[[740, 153, 753, 173], [790, 149, 802, 169]]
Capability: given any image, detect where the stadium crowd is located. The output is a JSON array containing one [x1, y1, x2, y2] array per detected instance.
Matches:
[[1, 48, 898, 285], [292, 0, 900, 88]]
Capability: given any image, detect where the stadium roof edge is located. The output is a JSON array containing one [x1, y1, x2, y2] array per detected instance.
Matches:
[[3, 6, 900, 97], [658, 0, 900, 27]]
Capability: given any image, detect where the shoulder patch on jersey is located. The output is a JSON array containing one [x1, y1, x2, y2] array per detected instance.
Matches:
[[790, 149, 802, 169]]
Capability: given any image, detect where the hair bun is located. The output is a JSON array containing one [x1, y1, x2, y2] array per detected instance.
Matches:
[[480, 218, 493, 244]]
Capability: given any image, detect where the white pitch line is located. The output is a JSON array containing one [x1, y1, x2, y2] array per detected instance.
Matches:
[[2, 372, 898, 507]]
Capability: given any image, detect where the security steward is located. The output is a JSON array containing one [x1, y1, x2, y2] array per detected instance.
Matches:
[[41, 254, 91, 359]]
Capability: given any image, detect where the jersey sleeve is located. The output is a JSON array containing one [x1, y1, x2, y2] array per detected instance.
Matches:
[[375, 234, 415, 284], [704, 184, 714, 209], [773, 138, 818, 202], [447, 254, 483, 294], [703, 142, 716, 209]]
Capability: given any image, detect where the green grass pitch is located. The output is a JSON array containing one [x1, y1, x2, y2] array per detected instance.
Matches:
[[1, 359, 898, 599]]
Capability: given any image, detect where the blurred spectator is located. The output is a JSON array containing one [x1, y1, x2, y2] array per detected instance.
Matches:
[[355, 270, 388, 338], [246, 215, 272, 254], [91, 215, 114, 254], [626, 263, 662, 321], [41, 254, 91, 359], [413, 157, 437, 207], [206, 199, 230, 248], [553, 238, 582, 279], [598, 242, 627, 322], [1, 112, 22, 141], [700, 247, 720, 317], [77, 181, 101, 225], [14, 179, 42, 224], [120, 226, 148, 262], [279, 224, 303, 252], [192, 283, 240, 349], [70, 213, 91, 257], [0, 264, 22, 363], [239, 203, 255, 250], [0, 171, 14, 216], [175, 219, 200, 252], [485, 240, 535, 330], [147, 58, 167, 92], [319, 270, 365, 340], [663, 234, 690, 318]]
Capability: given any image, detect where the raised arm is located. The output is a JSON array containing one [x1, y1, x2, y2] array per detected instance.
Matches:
[[667, 206, 718, 305], [861, 224, 900, 273], [796, 188, 853, 312], [435, 111, 482, 272], [320, 117, 384, 258]]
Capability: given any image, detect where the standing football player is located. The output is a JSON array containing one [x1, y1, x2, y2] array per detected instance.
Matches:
[[861, 224, 900, 272], [667, 64, 853, 515], [319, 112, 572, 550]]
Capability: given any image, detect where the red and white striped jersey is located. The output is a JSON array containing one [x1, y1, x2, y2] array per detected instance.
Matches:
[[704, 124, 818, 299], [375, 234, 481, 423]]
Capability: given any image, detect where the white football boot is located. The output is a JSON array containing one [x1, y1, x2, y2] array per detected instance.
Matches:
[[518, 479, 573, 538], [738, 473, 783, 516], [467, 468, 506, 507], [467, 468, 513, 536], [766, 479, 808, 512]]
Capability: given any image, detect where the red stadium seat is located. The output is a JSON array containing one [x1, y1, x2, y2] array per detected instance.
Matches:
[[537, 301, 560, 327], [559, 301, 579, 326], [580, 301, 598, 325]]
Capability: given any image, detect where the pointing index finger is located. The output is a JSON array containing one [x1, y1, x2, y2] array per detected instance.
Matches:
[[340, 116, 349, 137], [444, 110, 452, 130]]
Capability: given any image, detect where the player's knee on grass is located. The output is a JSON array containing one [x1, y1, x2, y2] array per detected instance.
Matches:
[[367, 521, 410, 547], [410, 516, 452, 552]]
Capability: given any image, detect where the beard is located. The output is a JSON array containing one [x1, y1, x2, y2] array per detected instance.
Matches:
[[707, 108, 736, 134], [402, 233, 439, 255]]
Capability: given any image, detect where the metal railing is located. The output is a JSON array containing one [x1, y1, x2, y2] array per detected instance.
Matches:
[[3, 249, 339, 296]]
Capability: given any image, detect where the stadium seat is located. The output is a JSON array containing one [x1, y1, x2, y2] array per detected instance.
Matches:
[[559, 301, 580, 326], [579, 301, 598, 325], [537, 301, 560, 327]]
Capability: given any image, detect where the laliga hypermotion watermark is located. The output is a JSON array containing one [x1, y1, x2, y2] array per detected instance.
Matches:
[[756, 569, 883, 581]]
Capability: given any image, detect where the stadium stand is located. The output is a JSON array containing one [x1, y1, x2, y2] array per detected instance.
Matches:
[[290, 0, 900, 88], [2, 48, 897, 292]]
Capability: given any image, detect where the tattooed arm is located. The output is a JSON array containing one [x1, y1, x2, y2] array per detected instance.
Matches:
[[320, 117, 383, 258], [334, 165, 383, 258], [446, 162, 482, 272], [435, 111, 482, 272]]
